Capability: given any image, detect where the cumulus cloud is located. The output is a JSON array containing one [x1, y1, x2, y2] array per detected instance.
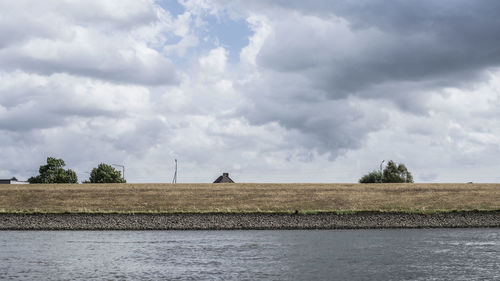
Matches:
[[0, 0, 180, 85], [240, 0, 500, 97], [223, 0, 500, 162], [2, 0, 500, 183], [0, 72, 151, 131]]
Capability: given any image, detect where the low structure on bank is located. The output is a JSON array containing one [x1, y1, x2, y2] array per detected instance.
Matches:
[[213, 173, 234, 183], [0, 179, 28, 184]]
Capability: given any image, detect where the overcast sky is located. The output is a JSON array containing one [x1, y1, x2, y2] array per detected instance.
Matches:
[[2, 0, 500, 183]]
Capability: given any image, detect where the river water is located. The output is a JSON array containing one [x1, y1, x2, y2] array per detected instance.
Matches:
[[0, 228, 499, 280]]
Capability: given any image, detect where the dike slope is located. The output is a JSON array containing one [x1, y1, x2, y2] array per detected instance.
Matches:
[[1, 211, 499, 230], [1, 183, 499, 214]]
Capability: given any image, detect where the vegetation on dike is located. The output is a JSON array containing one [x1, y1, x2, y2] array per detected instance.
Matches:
[[28, 157, 78, 184], [85, 163, 126, 184], [28, 157, 125, 184], [0, 183, 499, 214], [359, 160, 414, 183]]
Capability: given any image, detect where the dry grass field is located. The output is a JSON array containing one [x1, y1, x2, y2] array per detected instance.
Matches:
[[0, 183, 499, 214]]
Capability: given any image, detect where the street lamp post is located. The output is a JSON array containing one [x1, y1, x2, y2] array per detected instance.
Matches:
[[379, 160, 385, 183], [112, 164, 125, 181], [172, 159, 177, 184], [78, 171, 90, 183]]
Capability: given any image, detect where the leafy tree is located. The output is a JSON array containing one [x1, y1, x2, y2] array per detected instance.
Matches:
[[359, 171, 382, 183], [28, 157, 78, 184], [10, 177, 18, 181], [359, 160, 413, 183], [382, 161, 413, 183], [87, 163, 126, 183]]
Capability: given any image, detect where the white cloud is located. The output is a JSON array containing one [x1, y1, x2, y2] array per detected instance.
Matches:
[[199, 47, 227, 73], [2, 0, 500, 184], [239, 14, 271, 67], [0, 0, 179, 85]]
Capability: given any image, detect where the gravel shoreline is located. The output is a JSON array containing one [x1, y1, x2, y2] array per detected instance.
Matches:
[[1, 211, 499, 230]]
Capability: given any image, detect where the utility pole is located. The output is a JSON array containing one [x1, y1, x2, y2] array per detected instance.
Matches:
[[379, 160, 385, 183], [172, 159, 177, 183], [78, 171, 90, 184], [112, 164, 125, 181]]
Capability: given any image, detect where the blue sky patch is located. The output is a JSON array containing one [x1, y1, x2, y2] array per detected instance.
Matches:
[[156, 0, 251, 64], [156, 0, 185, 17]]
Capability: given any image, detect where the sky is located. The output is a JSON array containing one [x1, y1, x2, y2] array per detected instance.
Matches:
[[2, 0, 500, 183]]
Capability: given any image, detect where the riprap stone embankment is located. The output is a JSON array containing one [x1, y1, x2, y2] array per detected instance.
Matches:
[[1, 211, 499, 230]]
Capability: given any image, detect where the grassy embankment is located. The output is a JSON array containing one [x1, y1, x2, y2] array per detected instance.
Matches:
[[0, 183, 499, 214]]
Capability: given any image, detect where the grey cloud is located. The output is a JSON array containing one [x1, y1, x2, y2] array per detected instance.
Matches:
[[0, 54, 178, 86], [255, 4, 500, 97], [0, 1, 178, 86], [230, 1, 500, 159], [0, 22, 57, 49], [242, 0, 500, 36], [4, 0, 500, 183], [0, 115, 170, 181], [0, 73, 145, 132], [226, 0, 498, 106], [58, 1, 159, 31], [0, 102, 116, 132], [111, 118, 170, 155], [0, 110, 62, 132], [0, 1, 159, 45], [237, 72, 387, 157]]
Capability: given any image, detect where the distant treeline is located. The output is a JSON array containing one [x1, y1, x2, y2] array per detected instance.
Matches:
[[28, 157, 125, 184]]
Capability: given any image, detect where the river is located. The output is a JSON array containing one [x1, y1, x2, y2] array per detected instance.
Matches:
[[1, 228, 499, 280]]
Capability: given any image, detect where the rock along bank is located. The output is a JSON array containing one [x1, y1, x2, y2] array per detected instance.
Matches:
[[1, 211, 499, 230]]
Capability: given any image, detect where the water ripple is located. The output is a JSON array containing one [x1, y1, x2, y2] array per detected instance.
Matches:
[[0, 229, 498, 280]]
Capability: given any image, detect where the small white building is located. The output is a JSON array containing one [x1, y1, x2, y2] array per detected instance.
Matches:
[[0, 179, 29, 184]]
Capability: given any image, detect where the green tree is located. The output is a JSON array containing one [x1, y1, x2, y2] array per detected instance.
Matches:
[[87, 163, 126, 183], [28, 157, 78, 184], [359, 160, 413, 183], [359, 171, 382, 183], [382, 161, 413, 183]]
